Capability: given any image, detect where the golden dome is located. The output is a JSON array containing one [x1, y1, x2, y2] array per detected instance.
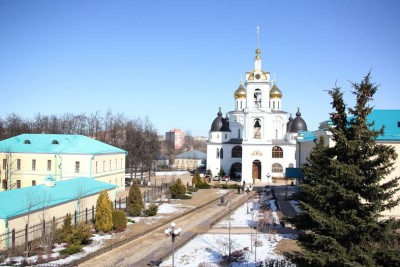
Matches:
[[269, 84, 282, 99], [234, 83, 246, 99]]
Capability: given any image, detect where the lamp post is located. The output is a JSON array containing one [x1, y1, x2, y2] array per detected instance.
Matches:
[[266, 173, 271, 187], [164, 222, 182, 267]]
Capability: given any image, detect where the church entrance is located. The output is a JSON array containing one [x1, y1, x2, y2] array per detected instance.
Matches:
[[252, 160, 261, 180]]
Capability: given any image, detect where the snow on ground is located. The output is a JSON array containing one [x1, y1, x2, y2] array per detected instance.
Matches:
[[214, 199, 260, 228], [160, 233, 289, 267], [155, 171, 188, 176]]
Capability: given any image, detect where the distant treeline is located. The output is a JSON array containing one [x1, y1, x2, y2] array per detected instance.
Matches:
[[0, 110, 160, 173]]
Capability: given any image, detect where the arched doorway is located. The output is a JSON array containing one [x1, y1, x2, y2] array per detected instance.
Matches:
[[231, 162, 242, 180], [252, 160, 261, 180]]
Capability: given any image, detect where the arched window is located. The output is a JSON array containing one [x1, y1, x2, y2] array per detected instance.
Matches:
[[220, 148, 224, 159], [289, 163, 294, 168], [232, 146, 242, 158], [216, 148, 220, 158], [254, 89, 261, 108], [238, 129, 241, 138], [254, 118, 261, 139], [272, 146, 283, 158], [52, 140, 59, 144], [24, 140, 31, 144], [272, 163, 283, 173]]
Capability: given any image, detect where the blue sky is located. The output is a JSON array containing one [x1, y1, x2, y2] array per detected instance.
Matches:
[[1, 0, 399, 136]]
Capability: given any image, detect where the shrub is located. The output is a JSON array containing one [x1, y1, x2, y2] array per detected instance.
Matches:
[[196, 183, 211, 189], [112, 210, 128, 230], [229, 184, 241, 190], [169, 179, 186, 198], [187, 187, 198, 193], [69, 223, 91, 245], [95, 191, 113, 233], [176, 194, 192, 199], [60, 243, 83, 255], [57, 213, 73, 243], [220, 184, 229, 189], [144, 203, 158, 216], [126, 181, 144, 216]]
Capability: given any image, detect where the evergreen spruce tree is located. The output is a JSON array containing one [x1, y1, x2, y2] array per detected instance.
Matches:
[[288, 73, 400, 266], [126, 180, 144, 216], [95, 190, 113, 233]]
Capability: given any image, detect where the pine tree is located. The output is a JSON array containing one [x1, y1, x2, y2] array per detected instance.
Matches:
[[95, 190, 113, 233], [126, 180, 144, 216], [288, 73, 400, 266]]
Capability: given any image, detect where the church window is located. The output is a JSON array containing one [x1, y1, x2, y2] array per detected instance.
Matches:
[[220, 148, 224, 159], [289, 163, 294, 168], [273, 101, 275, 109], [278, 102, 280, 109], [253, 118, 261, 139], [272, 146, 283, 158], [272, 163, 283, 173], [275, 129, 278, 139], [216, 148, 220, 158], [240, 101, 242, 109], [232, 146, 242, 158], [225, 134, 227, 139], [238, 129, 240, 139], [254, 89, 261, 108]]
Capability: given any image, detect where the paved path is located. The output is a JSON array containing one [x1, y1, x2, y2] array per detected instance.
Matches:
[[79, 190, 251, 267]]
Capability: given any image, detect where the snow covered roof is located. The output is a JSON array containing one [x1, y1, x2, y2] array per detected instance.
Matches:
[[175, 150, 206, 160]]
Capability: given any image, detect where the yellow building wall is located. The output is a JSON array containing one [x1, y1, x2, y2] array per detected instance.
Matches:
[[0, 188, 116, 250], [0, 153, 126, 192], [381, 142, 400, 218]]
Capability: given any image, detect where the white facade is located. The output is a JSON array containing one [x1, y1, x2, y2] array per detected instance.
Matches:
[[207, 46, 306, 184]]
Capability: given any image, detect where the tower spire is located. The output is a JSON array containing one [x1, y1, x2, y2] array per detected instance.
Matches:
[[257, 26, 260, 50]]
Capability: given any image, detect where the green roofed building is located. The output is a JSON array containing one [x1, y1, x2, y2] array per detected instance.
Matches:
[[0, 177, 117, 249], [0, 134, 127, 191]]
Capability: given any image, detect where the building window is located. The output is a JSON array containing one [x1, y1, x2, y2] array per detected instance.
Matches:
[[121, 159, 123, 169], [272, 146, 283, 158], [254, 89, 261, 108], [272, 163, 283, 173], [115, 159, 117, 170], [220, 148, 224, 159], [17, 180, 21, 188], [96, 161, 98, 173], [216, 148, 220, 158], [225, 134, 227, 139], [103, 160, 105, 172], [32, 180, 36, 186], [2, 159, 6, 170], [17, 159, 21, 170], [254, 118, 261, 139], [2, 179, 7, 189], [32, 159, 36, 171], [75, 161, 80, 173], [109, 160, 112, 171], [288, 163, 294, 168], [238, 129, 240, 139], [232, 146, 242, 158], [47, 160, 52, 171]]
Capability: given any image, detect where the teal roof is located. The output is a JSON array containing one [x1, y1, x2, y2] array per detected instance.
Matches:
[[319, 110, 400, 141], [0, 134, 126, 154], [175, 150, 206, 159], [0, 178, 116, 219], [297, 130, 317, 143], [365, 110, 400, 141]]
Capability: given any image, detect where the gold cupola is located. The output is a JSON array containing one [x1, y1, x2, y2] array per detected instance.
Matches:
[[269, 84, 282, 99], [234, 83, 247, 99]]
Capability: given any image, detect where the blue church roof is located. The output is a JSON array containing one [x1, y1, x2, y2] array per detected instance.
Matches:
[[175, 150, 206, 159], [0, 178, 116, 220], [0, 134, 127, 154]]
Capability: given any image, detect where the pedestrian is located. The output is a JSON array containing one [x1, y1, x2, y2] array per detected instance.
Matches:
[[252, 177, 255, 185]]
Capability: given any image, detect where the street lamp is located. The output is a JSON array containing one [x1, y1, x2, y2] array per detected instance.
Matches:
[[164, 222, 182, 267], [266, 173, 271, 187]]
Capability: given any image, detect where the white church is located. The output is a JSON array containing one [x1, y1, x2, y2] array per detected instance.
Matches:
[[206, 40, 308, 185]]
